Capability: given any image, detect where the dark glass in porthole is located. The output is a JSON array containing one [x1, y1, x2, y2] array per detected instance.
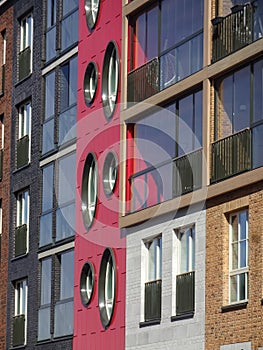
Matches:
[[98, 248, 116, 329], [84, 62, 98, 105], [103, 152, 118, 195], [80, 262, 95, 306], [81, 153, 98, 229], [85, 0, 100, 30], [102, 41, 119, 119]]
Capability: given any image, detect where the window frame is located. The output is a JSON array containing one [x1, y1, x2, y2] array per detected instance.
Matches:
[[19, 12, 33, 77], [16, 189, 30, 229], [102, 151, 118, 196], [14, 279, 27, 346], [85, 0, 100, 30], [84, 61, 98, 106], [80, 261, 95, 306], [229, 210, 249, 304]]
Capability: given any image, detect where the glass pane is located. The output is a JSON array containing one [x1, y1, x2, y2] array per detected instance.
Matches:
[[42, 118, 54, 154], [45, 71, 55, 120], [194, 90, 203, 148], [191, 228, 195, 271], [146, 7, 158, 61], [231, 242, 238, 270], [180, 232, 187, 273], [61, 10, 78, 51], [253, 59, 263, 123], [42, 164, 53, 212], [135, 13, 146, 67], [230, 275, 237, 302], [219, 75, 233, 138], [239, 240, 247, 268], [233, 67, 250, 132], [41, 258, 52, 305], [239, 273, 246, 300], [147, 241, 155, 281], [56, 203, 75, 241], [46, 27, 56, 61], [231, 215, 238, 242], [58, 152, 76, 205], [63, 0, 78, 16], [38, 307, 51, 340], [160, 49, 177, 90], [60, 250, 74, 299], [160, 0, 176, 52], [239, 211, 248, 240], [59, 105, 76, 145], [54, 300, 73, 337], [60, 63, 69, 111], [252, 123, 263, 168], [177, 41, 190, 82], [69, 56, 78, 105], [39, 213, 52, 247], [178, 94, 193, 156], [47, 0, 56, 28], [191, 33, 203, 74]]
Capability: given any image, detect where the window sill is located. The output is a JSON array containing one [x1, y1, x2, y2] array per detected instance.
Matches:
[[221, 301, 248, 313], [13, 163, 30, 174], [15, 72, 32, 87], [37, 334, 73, 345], [11, 252, 28, 262], [139, 319, 161, 328], [171, 311, 194, 321]]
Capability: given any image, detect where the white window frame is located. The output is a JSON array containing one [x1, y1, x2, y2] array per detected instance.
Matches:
[[2, 30, 6, 65], [16, 190, 29, 229], [20, 13, 33, 73], [229, 210, 249, 303], [18, 102, 31, 163], [177, 226, 195, 275], [145, 236, 162, 282], [14, 279, 27, 344], [0, 115, 4, 149]]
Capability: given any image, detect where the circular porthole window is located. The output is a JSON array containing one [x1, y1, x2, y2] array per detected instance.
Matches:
[[102, 41, 119, 119], [103, 152, 118, 195], [81, 153, 98, 229], [98, 248, 116, 329], [84, 62, 98, 105], [80, 262, 95, 306], [85, 0, 100, 30]]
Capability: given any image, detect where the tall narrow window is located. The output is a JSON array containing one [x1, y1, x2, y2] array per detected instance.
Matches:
[[13, 279, 27, 346], [19, 13, 33, 80], [0, 115, 4, 180], [144, 236, 162, 322], [17, 102, 31, 168], [15, 190, 29, 256], [38, 258, 52, 340], [0, 200, 2, 261], [42, 70, 55, 154], [229, 210, 249, 303], [0, 30, 6, 93], [176, 227, 195, 317], [54, 250, 74, 337], [46, 0, 57, 61]]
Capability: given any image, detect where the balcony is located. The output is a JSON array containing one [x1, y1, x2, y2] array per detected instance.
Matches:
[[19, 46, 31, 81], [15, 224, 27, 257], [127, 32, 203, 104], [13, 314, 25, 347], [0, 64, 5, 94], [128, 148, 202, 213], [211, 124, 263, 183], [212, 2, 263, 62], [0, 148, 3, 180], [17, 135, 29, 169], [176, 271, 195, 316], [144, 279, 162, 322]]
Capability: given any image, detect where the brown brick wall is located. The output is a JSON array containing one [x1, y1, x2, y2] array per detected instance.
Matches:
[[206, 182, 263, 349], [0, 4, 13, 350]]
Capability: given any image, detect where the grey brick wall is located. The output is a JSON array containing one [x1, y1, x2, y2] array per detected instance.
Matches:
[[125, 207, 206, 350]]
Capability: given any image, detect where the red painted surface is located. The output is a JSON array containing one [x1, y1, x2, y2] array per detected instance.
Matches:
[[74, 0, 125, 349]]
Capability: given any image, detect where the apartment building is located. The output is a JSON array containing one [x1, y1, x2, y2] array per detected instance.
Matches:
[[73, 0, 126, 349], [120, 0, 263, 349], [0, 1, 13, 349]]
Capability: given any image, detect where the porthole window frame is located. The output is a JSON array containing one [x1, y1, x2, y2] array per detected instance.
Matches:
[[84, 61, 98, 106], [102, 41, 120, 120], [81, 152, 98, 229], [85, 0, 100, 30], [103, 151, 118, 196], [98, 248, 116, 329], [80, 262, 95, 306]]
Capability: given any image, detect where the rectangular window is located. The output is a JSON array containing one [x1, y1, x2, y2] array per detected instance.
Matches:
[[144, 236, 162, 322], [61, 0, 78, 51], [176, 226, 195, 316], [19, 13, 33, 80], [17, 102, 31, 168], [0, 115, 4, 181], [39, 152, 75, 247], [46, 0, 57, 61], [13, 279, 27, 346], [229, 210, 249, 303], [54, 249, 74, 337], [15, 190, 29, 256], [0, 30, 6, 93], [42, 70, 55, 154], [38, 258, 52, 341]]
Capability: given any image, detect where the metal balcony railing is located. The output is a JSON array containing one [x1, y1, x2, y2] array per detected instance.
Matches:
[[19, 46, 31, 81], [211, 128, 251, 183], [144, 279, 162, 322], [15, 224, 27, 257], [127, 57, 159, 104], [176, 271, 195, 316], [0, 64, 5, 94], [212, 3, 257, 62], [17, 135, 29, 169], [13, 314, 25, 347], [129, 148, 202, 213]]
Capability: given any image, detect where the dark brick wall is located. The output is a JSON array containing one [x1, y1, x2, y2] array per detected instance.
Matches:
[[0, 2, 13, 350]]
